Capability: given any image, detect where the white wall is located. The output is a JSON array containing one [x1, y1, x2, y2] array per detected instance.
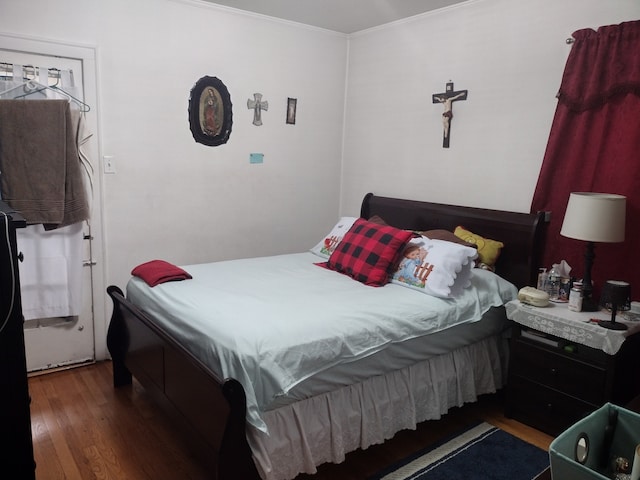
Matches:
[[2, 0, 640, 292], [1, 0, 348, 290], [340, 0, 640, 215]]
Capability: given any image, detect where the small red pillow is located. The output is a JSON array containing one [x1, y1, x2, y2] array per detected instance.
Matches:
[[324, 218, 414, 286], [131, 260, 192, 287]]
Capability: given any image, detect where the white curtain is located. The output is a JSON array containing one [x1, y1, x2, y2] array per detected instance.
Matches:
[[0, 63, 81, 102], [17, 223, 84, 320]]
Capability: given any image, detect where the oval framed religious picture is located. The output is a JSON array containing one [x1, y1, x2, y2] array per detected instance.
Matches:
[[188, 76, 233, 146]]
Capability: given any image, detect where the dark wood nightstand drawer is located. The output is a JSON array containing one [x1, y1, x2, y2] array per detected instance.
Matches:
[[505, 301, 640, 436], [515, 326, 608, 367], [506, 376, 597, 436], [510, 339, 607, 404]]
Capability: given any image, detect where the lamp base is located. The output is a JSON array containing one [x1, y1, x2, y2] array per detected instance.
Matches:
[[599, 320, 628, 331], [581, 295, 599, 312]]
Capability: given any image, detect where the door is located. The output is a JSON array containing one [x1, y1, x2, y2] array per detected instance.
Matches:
[[0, 40, 107, 372]]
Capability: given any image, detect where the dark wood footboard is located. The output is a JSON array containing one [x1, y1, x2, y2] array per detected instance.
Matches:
[[106, 285, 260, 480]]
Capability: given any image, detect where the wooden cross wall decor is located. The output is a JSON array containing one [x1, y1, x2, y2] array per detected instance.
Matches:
[[432, 81, 468, 148]]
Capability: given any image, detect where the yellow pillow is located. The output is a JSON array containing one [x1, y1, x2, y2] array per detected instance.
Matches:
[[453, 226, 504, 267]]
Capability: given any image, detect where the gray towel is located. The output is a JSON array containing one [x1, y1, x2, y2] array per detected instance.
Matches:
[[0, 99, 89, 227]]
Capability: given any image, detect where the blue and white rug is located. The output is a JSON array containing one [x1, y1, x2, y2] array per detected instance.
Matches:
[[369, 422, 549, 480]]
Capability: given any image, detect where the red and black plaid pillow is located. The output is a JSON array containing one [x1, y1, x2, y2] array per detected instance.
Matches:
[[324, 218, 414, 286]]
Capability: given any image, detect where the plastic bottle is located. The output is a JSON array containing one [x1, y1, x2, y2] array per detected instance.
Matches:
[[568, 282, 583, 312], [547, 266, 560, 301], [537, 268, 547, 291]]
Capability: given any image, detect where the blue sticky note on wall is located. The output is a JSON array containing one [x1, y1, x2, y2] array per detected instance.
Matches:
[[250, 153, 264, 164]]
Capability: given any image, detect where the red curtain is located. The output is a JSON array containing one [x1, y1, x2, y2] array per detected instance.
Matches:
[[531, 20, 640, 300]]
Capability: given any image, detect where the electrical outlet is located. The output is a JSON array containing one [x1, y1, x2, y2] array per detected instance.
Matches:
[[103, 155, 116, 174]]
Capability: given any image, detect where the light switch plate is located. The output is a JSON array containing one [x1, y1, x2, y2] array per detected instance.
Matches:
[[103, 155, 116, 174]]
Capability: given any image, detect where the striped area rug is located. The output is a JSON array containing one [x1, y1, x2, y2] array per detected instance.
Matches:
[[369, 422, 549, 480]]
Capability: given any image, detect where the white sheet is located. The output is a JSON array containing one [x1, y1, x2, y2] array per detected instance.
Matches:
[[265, 305, 508, 409], [126, 252, 517, 433]]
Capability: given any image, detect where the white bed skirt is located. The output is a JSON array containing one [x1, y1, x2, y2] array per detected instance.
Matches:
[[247, 334, 507, 480]]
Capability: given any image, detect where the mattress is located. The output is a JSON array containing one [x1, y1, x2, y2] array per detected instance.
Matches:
[[126, 252, 517, 433]]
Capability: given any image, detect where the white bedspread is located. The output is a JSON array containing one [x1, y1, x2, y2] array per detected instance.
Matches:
[[126, 252, 517, 433]]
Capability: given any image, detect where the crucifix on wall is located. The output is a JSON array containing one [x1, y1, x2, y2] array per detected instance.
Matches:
[[432, 81, 468, 148]]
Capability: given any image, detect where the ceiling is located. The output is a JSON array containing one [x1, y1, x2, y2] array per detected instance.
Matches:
[[203, 0, 470, 34]]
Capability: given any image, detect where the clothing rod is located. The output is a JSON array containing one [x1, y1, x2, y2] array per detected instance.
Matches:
[[566, 37, 575, 44]]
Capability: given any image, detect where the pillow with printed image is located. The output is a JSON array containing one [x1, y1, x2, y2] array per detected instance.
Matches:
[[391, 236, 478, 298], [310, 217, 359, 259]]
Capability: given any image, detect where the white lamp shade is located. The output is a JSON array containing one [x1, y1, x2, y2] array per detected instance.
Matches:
[[560, 192, 626, 243]]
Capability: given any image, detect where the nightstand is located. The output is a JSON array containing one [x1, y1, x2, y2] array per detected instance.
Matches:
[[504, 300, 640, 436]]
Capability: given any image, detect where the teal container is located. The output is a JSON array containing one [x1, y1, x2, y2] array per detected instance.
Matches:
[[549, 403, 640, 479]]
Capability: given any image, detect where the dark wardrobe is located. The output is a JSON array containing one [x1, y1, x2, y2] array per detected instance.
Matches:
[[0, 200, 35, 478]]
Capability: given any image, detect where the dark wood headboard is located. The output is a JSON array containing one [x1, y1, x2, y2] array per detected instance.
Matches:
[[360, 193, 546, 289]]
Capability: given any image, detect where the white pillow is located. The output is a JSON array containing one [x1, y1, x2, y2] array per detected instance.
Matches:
[[309, 217, 358, 259], [391, 236, 478, 298]]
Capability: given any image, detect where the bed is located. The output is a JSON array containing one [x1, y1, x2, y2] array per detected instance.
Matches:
[[106, 193, 546, 480]]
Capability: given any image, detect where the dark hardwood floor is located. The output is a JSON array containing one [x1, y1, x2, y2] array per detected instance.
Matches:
[[28, 361, 552, 480]]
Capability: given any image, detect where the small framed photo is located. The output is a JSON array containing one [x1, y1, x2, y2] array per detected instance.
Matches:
[[188, 76, 233, 146], [286, 97, 297, 125]]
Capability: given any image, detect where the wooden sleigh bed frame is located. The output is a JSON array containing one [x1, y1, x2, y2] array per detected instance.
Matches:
[[106, 193, 546, 480]]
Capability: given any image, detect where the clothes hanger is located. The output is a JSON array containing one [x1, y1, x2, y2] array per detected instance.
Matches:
[[0, 80, 34, 97], [0, 78, 91, 113]]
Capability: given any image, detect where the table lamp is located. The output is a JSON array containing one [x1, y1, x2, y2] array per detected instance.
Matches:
[[599, 280, 631, 330], [559, 192, 626, 312]]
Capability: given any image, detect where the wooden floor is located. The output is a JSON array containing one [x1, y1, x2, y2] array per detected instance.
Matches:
[[29, 361, 553, 480]]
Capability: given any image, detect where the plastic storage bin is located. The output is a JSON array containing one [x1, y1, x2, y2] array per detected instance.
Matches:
[[550, 403, 640, 479]]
